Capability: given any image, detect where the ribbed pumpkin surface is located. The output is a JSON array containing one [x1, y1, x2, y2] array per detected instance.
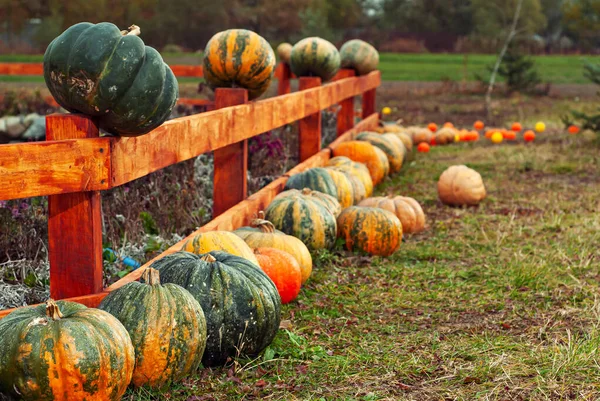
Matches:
[[358, 196, 425, 234], [290, 37, 341, 81], [99, 268, 207, 388], [382, 133, 408, 162], [373, 146, 390, 180], [337, 206, 403, 256], [0, 300, 134, 401], [326, 166, 367, 205], [182, 230, 259, 266], [234, 217, 313, 284], [332, 141, 387, 185], [327, 156, 374, 197], [356, 132, 404, 173], [322, 168, 355, 208], [254, 247, 302, 304], [276, 188, 341, 217], [339, 39, 379, 76], [203, 29, 276, 100], [152, 251, 281, 367], [265, 189, 337, 250], [43, 23, 178, 137], [284, 167, 338, 198]]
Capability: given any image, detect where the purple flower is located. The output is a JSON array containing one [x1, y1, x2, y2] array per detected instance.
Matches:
[[11, 208, 20, 218], [0, 201, 6, 208], [20, 202, 29, 210], [124, 186, 130, 193]]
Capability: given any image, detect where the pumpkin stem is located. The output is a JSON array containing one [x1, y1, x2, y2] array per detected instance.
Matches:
[[141, 268, 161, 286], [301, 188, 312, 195], [200, 254, 217, 263], [45, 299, 63, 320], [250, 218, 275, 233], [121, 25, 141, 36], [258, 211, 265, 219]]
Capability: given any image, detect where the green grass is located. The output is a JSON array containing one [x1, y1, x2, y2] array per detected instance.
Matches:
[[2, 52, 598, 84], [123, 131, 600, 400]]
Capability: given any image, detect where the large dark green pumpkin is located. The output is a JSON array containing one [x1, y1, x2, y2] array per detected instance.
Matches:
[[290, 37, 340, 81], [265, 189, 338, 250], [43, 22, 178, 137], [99, 268, 207, 388], [151, 251, 281, 367], [284, 167, 338, 198], [0, 300, 134, 401], [339, 39, 379, 76]]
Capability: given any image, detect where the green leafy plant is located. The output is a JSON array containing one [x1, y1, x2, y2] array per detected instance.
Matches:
[[562, 61, 600, 140]]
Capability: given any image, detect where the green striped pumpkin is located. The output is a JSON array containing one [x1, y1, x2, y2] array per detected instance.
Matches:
[[99, 268, 207, 388], [284, 167, 338, 198], [265, 189, 337, 250], [322, 168, 355, 208], [290, 37, 340, 81], [356, 132, 404, 173], [339, 39, 379, 76], [0, 300, 134, 401], [276, 188, 341, 217], [382, 133, 408, 162], [337, 206, 403, 256], [151, 251, 281, 367], [325, 166, 367, 204], [203, 29, 276, 100]]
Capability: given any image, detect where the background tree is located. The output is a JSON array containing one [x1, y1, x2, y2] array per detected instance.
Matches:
[[562, 0, 600, 51]]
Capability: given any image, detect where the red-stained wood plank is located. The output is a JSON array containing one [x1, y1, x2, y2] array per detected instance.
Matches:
[[298, 77, 322, 162], [0, 136, 111, 201], [362, 88, 376, 119], [277, 63, 292, 95], [109, 71, 380, 187], [168, 65, 204, 77], [212, 88, 249, 217], [335, 69, 356, 136], [46, 115, 104, 300], [0, 292, 110, 319], [0, 63, 44, 75]]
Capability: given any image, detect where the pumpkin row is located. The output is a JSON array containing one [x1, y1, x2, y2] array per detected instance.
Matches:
[[43, 22, 380, 137]]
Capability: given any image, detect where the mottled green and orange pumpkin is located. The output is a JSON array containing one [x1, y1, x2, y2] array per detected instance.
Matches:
[[332, 141, 387, 185], [382, 133, 408, 162], [182, 230, 259, 265], [0, 300, 135, 401], [326, 166, 367, 205], [359, 196, 426, 234], [265, 189, 337, 250], [327, 156, 374, 197], [374, 146, 390, 181], [322, 167, 356, 208], [356, 131, 404, 173], [337, 206, 403, 256], [290, 37, 340, 81], [276, 188, 341, 217], [203, 29, 276, 100], [99, 268, 207, 388], [254, 247, 302, 304], [339, 39, 379, 76], [284, 167, 338, 199], [152, 251, 281, 367], [234, 215, 313, 284], [43, 22, 178, 137]]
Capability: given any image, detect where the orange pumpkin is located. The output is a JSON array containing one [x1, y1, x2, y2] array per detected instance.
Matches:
[[503, 130, 517, 140], [254, 248, 301, 304], [438, 165, 486, 206], [523, 130, 536, 142], [337, 206, 403, 256], [511, 122, 522, 132], [358, 196, 425, 234], [568, 125, 580, 134], [417, 142, 430, 153], [428, 122, 438, 132], [332, 141, 387, 185], [474, 120, 485, 130]]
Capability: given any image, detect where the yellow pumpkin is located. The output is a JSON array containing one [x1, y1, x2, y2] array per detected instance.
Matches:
[[327, 156, 374, 198], [182, 231, 259, 265], [358, 196, 425, 234]]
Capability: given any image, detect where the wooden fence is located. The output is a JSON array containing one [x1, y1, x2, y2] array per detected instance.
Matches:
[[0, 64, 381, 318]]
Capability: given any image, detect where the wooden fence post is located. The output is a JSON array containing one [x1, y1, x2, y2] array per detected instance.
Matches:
[[212, 88, 249, 217], [336, 69, 356, 136], [298, 77, 322, 162], [362, 88, 376, 119], [278, 63, 292, 96], [46, 114, 104, 299]]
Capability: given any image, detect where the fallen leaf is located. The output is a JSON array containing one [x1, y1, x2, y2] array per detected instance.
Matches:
[[279, 319, 293, 330]]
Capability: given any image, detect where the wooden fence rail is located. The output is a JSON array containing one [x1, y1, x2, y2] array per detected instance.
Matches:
[[0, 68, 381, 318]]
